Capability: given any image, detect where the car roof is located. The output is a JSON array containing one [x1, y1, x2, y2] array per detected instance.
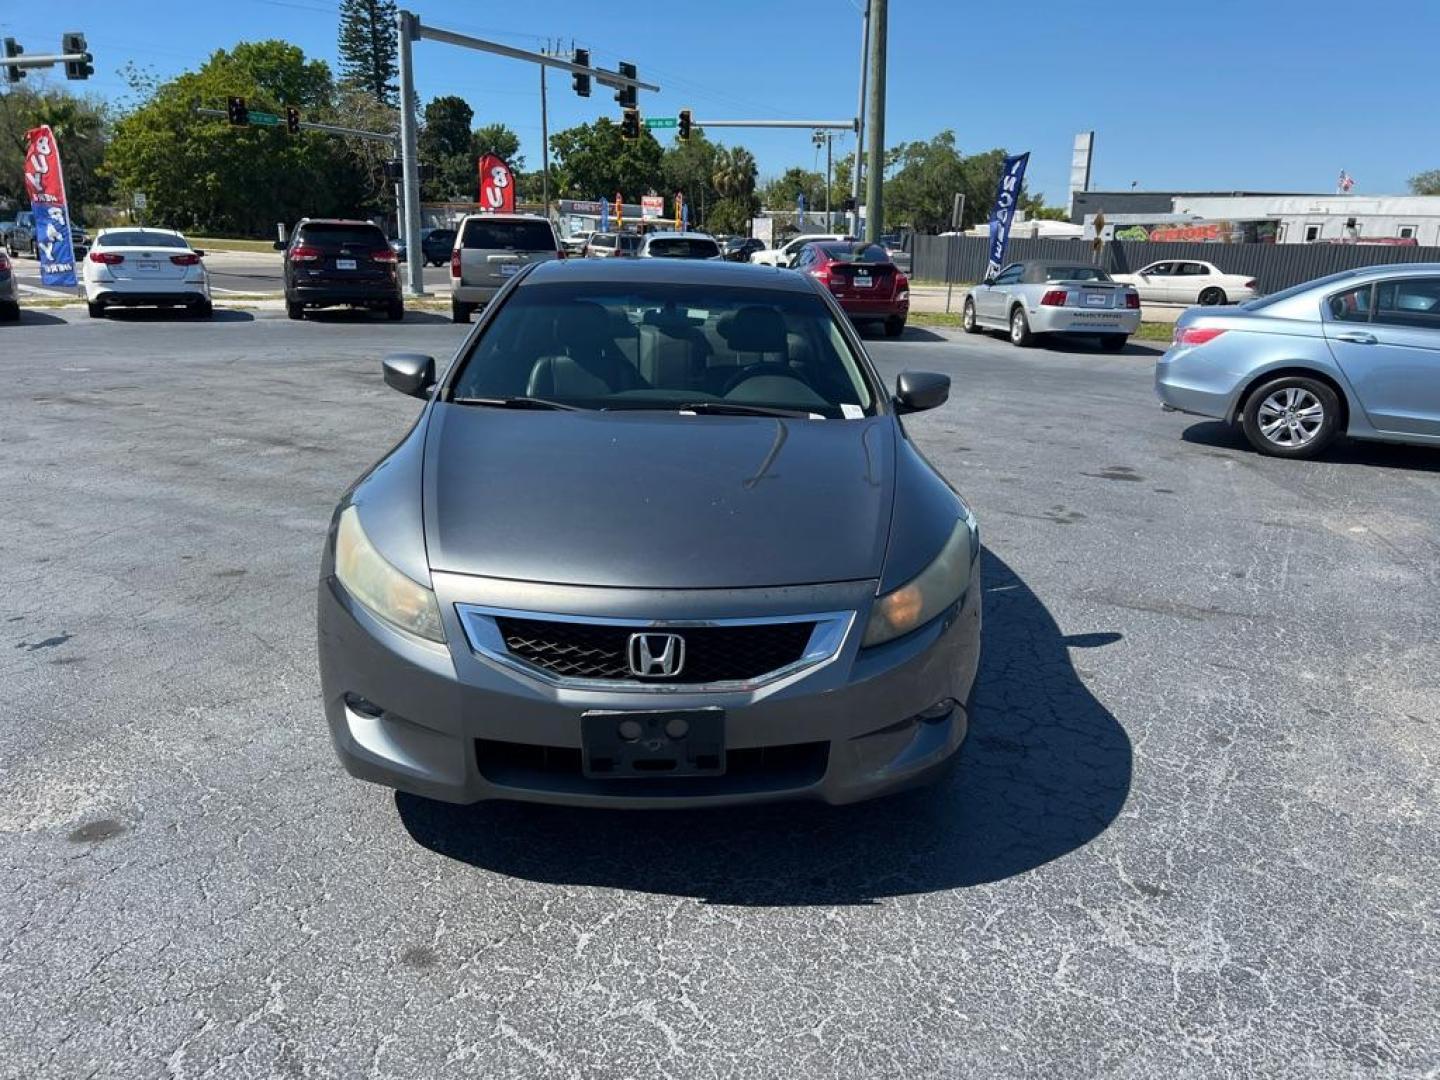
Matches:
[[458, 213, 551, 223], [525, 257, 814, 292], [642, 231, 718, 241], [96, 226, 184, 236], [297, 218, 379, 226]]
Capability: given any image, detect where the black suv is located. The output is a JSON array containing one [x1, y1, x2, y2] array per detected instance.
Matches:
[[278, 219, 403, 320]]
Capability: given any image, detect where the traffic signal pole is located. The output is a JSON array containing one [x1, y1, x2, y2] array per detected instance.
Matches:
[[394, 9, 658, 295], [850, 1, 870, 236], [864, 0, 887, 242]]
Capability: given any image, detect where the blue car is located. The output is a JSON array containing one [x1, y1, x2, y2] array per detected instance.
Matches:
[[1156, 264, 1440, 458]]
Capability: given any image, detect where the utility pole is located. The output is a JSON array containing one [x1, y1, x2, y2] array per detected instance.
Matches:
[[850, 0, 870, 236], [863, 0, 886, 243], [396, 10, 426, 296], [540, 46, 551, 210], [825, 133, 833, 231]]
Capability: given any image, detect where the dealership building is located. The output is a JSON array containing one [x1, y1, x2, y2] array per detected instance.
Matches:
[[1071, 190, 1440, 246]]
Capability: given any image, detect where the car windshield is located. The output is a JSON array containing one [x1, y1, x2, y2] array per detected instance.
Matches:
[[451, 282, 876, 418], [98, 231, 189, 248], [1045, 266, 1109, 282], [646, 238, 719, 259], [426, 229, 455, 244], [817, 243, 890, 263], [618, 235, 641, 251], [461, 219, 556, 250], [299, 224, 384, 247]]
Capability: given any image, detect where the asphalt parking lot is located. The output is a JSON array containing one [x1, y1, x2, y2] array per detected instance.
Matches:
[[3, 311, 1437, 1078]]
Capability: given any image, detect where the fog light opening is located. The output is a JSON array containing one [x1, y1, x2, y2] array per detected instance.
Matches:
[[916, 699, 957, 725], [344, 693, 385, 720]]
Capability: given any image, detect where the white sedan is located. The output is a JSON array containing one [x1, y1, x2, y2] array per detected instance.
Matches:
[[749, 232, 852, 268], [1111, 259, 1258, 306], [83, 227, 212, 318]]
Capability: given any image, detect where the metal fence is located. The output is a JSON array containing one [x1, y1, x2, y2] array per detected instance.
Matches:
[[912, 235, 1440, 293]]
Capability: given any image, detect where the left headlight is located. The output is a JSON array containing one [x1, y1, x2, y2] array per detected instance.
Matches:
[[333, 505, 445, 643], [862, 515, 977, 648]]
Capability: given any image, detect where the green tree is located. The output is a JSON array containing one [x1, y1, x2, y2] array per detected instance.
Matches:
[[338, 0, 398, 106], [661, 130, 719, 225], [419, 95, 475, 200], [759, 167, 825, 212], [549, 118, 663, 202], [471, 123, 523, 170], [707, 145, 758, 234], [1408, 170, 1440, 196], [103, 41, 370, 235], [0, 87, 112, 216], [1020, 193, 1068, 221]]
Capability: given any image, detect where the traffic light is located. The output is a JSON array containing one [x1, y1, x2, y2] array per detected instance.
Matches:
[[227, 96, 248, 126], [285, 106, 301, 135], [61, 32, 92, 80], [615, 60, 637, 109], [678, 109, 692, 142], [621, 107, 640, 141], [571, 48, 590, 98], [3, 38, 24, 84]]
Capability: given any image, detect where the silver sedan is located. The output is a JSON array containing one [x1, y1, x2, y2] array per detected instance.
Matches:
[[1156, 263, 1440, 458], [964, 260, 1141, 349]]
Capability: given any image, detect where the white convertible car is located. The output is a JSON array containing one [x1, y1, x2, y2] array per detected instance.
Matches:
[[1111, 259, 1258, 306]]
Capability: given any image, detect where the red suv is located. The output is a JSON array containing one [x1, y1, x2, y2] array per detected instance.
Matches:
[[792, 240, 909, 336]]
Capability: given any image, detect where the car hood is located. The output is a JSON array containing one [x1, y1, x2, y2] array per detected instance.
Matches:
[[422, 406, 895, 588]]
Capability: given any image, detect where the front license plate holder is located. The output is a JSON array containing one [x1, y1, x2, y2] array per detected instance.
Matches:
[[581, 709, 725, 779]]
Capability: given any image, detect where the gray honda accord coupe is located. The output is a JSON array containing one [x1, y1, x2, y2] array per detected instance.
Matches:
[[317, 258, 981, 808]]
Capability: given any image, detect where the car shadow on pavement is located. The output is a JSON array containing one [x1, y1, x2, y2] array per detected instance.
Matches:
[[301, 308, 451, 325], [396, 549, 1131, 905], [101, 307, 254, 323], [9, 310, 67, 325], [1182, 419, 1440, 472], [1037, 334, 1160, 357]]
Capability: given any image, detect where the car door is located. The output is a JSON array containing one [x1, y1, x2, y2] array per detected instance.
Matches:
[[979, 263, 1023, 322], [1170, 262, 1211, 304], [1131, 262, 1171, 302], [1323, 277, 1440, 436]]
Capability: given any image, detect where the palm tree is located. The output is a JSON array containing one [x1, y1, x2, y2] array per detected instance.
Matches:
[[712, 146, 757, 200]]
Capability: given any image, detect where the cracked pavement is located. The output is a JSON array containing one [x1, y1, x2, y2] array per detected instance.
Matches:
[[2, 310, 1436, 1078]]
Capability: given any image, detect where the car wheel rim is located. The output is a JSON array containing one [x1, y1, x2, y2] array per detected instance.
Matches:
[[1011, 313, 1023, 341], [1257, 387, 1324, 447]]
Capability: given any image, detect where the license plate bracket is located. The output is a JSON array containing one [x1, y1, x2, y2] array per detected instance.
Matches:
[[581, 709, 725, 779]]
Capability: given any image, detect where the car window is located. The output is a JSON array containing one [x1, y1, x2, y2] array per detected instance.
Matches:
[[1043, 266, 1109, 282], [97, 231, 189, 248], [591, 235, 614, 249], [993, 265, 1023, 285], [461, 219, 557, 251], [451, 282, 877, 418], [618, 235, 641, 252], [1143, 263, 1173, 276], [1372, 277, 1440, 330], [1326, 284, 1374, 323], [426, 229, 456, 245], [1178, 263, 1207, 275], [297, 223, 386, 247], [646, 238, 720, 259], [816, 243, 889, 263]]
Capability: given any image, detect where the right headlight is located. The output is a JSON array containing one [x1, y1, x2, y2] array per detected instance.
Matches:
[[333, 505, 445, 643], [862, 515, 977, 648]]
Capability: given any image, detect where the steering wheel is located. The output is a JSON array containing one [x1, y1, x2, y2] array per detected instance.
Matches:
[[721, 362, 796, 396]]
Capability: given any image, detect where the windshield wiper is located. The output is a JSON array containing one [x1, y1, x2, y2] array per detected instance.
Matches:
[[675, 401, 818, 419], [451, 395, 580, 411]]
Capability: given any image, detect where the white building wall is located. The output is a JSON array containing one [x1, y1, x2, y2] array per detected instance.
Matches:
[[1171, 195, 1440, 245]]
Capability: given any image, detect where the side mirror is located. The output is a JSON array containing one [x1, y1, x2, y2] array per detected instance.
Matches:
[[383, 353, 435, 398], [272, 240, 287, 251], [193, 249, 205, 258], [894, 371, 950, 414], [982, 275, 995, 286]]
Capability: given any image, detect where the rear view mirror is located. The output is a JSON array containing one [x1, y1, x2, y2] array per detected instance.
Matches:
[[383, 353, 435, 398], [894, 371, 950, 414]]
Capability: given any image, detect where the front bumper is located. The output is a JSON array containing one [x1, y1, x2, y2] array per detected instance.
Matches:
[[317, 570, 981, 808], [1029, 306, 1140, 335]]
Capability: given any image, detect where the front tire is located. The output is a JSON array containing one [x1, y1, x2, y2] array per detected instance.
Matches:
[[1241, 376, 1340, 459], [1009, 306, 1033, 347], [286, 300, 304, 321], [1099, 334, 1127, 351], [1199, 286, 1227, 306], [962, 298, 980, 334]]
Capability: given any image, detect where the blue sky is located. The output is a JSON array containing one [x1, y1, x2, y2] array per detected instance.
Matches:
[[3, 0, 1437, 205]]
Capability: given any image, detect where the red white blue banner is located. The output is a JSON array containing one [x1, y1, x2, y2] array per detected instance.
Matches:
[[23, 125, 78, 287], [984, 152, 1030, 282]]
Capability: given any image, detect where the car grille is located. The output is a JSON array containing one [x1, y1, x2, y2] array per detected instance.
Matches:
[[493, 617, 817, 684]]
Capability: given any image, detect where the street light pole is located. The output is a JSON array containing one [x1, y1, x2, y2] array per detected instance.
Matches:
[[540, 50, 551, 210], [396, 10, 426, 296], [851, 0, 870, 236], [864, 0, 886, 243]]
